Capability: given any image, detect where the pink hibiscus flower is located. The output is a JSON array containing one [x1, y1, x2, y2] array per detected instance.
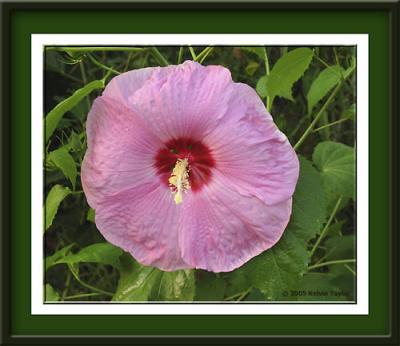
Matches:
[[81, 61, 299, 273]]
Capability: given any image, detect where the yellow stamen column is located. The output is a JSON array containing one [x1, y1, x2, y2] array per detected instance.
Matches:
[[168, 158, 190, 204]]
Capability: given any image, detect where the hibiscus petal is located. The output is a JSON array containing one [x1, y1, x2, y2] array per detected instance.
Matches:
[[81, 96, 162, 207], [178, 171, 292, 272], [204, 83, 299, 205], [127, 61, 234, 142], [94, 181, 190, 271], [102, 67, 155, 107]]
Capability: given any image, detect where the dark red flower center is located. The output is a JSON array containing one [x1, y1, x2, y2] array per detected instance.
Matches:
[[154, 137, 215, 192]]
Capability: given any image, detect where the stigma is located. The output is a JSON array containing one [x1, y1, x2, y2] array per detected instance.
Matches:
[[168, 158, 190, 204]]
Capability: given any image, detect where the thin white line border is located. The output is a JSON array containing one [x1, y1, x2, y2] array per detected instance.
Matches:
[[32, 34, 368, 315]]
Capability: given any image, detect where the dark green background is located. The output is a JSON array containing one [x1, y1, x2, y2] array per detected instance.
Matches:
[[11, 9, 389, 336]]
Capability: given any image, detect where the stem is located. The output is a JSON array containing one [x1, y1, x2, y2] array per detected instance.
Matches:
[[308, 259, 356, 271], [102, 69, 113, 83], [224, 287, 252, 301], [314, 53, 342, 77], [295, 57, 356, 148], [177, 46, 184, 64], [236, 287, 252, 302], [188, 46, 197, 60], [151, 47, 169, 66], [194, 47, 209, 61], [61, 270, 71, 300], [262, 47, 272, 112], [70, 63, 80, 75], [333, 47, 340, 67], [289, 116, 309, 138], [223, 292, 242, 301], [56, 70, 82, 84], [67, 264, 113, 297], [314, 54, 332, 70], [87, 54, 121, 75], [310, 196, 342, 258], [194, 46, 214, 63], [313, 118, 350, 132], [333, 47, 346, 80], [79, 60, 87, 84], [263, 48, 270, 75], [47, 47, 145, 53], [293, 80, 342, 151], [70, 190, 84, 195], [123, 51, 135, 72], [199, 47, 214, 64], [344, 264, 356, 276], [79, 60, 90, 110], [63, 292, 101, 300]]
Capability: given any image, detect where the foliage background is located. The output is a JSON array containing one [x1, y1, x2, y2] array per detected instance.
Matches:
[[44, 46, 356, 302]]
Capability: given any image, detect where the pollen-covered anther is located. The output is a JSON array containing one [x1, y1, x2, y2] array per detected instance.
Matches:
[[168, 158, 190, 204]]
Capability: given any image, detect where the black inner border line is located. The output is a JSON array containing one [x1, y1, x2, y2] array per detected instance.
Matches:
[[42, 43, 357, 306]]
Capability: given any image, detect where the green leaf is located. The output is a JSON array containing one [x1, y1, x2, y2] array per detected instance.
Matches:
[[55, 243, 124, 269], [299, 273, 343, 301], [329, 265, 355, 300], [225, 267, 253, 297], [195, 272, 226, 301], [313, 141, 355, 206], [241, 227, 310, 300], [47, 147, 77, 189], [226, 157, 327, 300], [113, 255, 195, 301], [86, 208, 95, 222], [244, 288, 265, 301], [45, 284, 60, 301], [112, 255, 161, 301], [240, 47, 265, 60], [256, 75, 268, 98], [343, 104, 356, 121], [307, 66, 343, 114], [291, 156, 327, 239], [45, 51, 65, 73], [266, 47, 313, 102], [44, 184, 71, 231], [245, 61, 260, 76], [45, 243, 76, 271], [69, 99, 88, 123], [344, 63, 356, 79], [66, 131, 84, 152], [45, 79, 105, 143], [152, 270, 195, 301], [324, 235, 355, 261], [325, 220, 345, 237]]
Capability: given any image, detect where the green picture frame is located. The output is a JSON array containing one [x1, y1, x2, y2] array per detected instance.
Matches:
[[1, 1, 398, 344]]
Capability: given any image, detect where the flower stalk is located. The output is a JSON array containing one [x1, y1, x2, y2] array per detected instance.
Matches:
[[263, 47, 272, 112], [308, 259, 356, 271], [309, 196, 343, 258], [294, 63, 355, 151]]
